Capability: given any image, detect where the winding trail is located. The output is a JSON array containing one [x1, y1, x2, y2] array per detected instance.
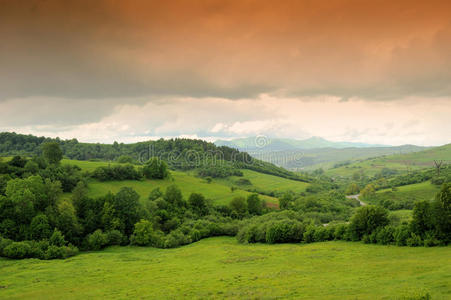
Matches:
[[346, 194, 366, 206]]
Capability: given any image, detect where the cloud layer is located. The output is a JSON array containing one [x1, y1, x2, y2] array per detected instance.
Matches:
[[0, 0, 450, 145], [2, 0, 451, 100]]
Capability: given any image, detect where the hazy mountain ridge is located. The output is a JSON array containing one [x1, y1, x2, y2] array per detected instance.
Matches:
[[215, 136, 388, 151]]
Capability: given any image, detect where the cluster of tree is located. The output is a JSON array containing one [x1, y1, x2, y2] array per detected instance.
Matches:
[[0, 132, 310, 182], [91, 164, 143, 181], [197, 164, 243, 178], [0, 143, 83, 193], [278, 190, 359, 224], [239, 183, 451, 247], [90, 158, 169, 181]]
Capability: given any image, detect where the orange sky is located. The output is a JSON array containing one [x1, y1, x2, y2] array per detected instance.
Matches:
[[0, 0, 450, 144]]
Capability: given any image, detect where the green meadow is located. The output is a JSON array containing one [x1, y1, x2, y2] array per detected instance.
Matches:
[[86, 171, 277, 205], [325, 144, 451, 178], [62, 159, 312, 205], [1, 237, 450, 299]]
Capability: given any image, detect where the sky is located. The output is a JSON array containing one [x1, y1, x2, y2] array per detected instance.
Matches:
[[1, 0, 451, 146]]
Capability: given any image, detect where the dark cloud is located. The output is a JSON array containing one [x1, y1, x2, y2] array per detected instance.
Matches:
[[1, 0, 451, 101]]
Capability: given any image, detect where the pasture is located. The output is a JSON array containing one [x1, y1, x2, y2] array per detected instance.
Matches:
[[0, 237, 450, 299]]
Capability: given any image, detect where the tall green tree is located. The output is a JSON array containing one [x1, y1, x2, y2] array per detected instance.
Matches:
[[42, 142, 63, 164], [247, 193, 262, 215]]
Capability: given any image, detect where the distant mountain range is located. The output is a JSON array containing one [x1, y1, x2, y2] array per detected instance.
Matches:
[[214, 136, 388, 151], [214, 136, 428, 170]]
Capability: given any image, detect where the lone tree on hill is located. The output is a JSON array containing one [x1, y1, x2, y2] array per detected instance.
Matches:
[[433, 160, 444, 176]]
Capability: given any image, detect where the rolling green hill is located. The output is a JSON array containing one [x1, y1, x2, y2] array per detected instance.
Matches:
[[1, 237, 449, 299], [64, 159, 311, 206], [215, 136, 387, 151], [326, 143, 451, 178]]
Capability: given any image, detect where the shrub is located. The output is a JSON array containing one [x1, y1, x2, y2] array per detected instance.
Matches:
[[49, 229, 66, 247], [347, 205, 389, 240], [143, 158, 168, 179], [3, 241, 32, 259], [106, 230, 125, 246], [86, 230, 109, 250], [406, 233, 422, 247], [394, 224, 411, 246], [375, 226, 395, 245], [265, 221, 303, 244], [164, 230, 191, 248], [0, 237, 13, 256], [130, 220, 161, 246]]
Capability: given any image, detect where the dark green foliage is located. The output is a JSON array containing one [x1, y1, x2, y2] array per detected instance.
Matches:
[[86, 229, 109, 250], [434, 183, 451, 243], [164, 185, 186, 208], [279, 192, 294, 210], [246, 193, 263, 215], [198, 164, 243, 178], [3, 241, 32, 259], [0, 132, 311, 182], [30, 214, 51, 240], [411, 201, 434, 237], [188, 193, 209, 216], [116, 155, 134, 163], [42, 142, 63, 164], [49, 229, 66, 247], [229, 196, 247, 219], [107, 187, 141, 236], [148, 187, 163, 201], [235, 178, 251, 186], [347, 205, 389, 240], [130, 219, 161, 246], [266, 220, 304, 243], [142, 158, 168, 179], [92, 164, 142, 181]]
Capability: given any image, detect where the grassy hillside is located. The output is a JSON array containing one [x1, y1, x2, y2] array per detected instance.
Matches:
[[221, 169, 310, 194], [63, 159, 310, 205], [326, 143, 451, 178], [86, 171, 277, 205], [1, 237, 449, 299]]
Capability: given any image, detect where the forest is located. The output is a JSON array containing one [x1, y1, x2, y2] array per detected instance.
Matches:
[[0, 137, 450, 261]]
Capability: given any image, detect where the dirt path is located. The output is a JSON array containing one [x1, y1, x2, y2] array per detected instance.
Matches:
[[346, 194, 366, 206]]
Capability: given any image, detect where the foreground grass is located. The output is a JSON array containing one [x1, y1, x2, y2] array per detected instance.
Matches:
[[1, 237, 450, 299]]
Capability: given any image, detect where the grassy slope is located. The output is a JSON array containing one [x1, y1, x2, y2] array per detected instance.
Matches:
[[86, 172, 276, 205], [366, 182, 441, 206], [1, 237, 450, 299], [326, 143, 451, 177], [63, 159, 310, 205], [219, 169, 310, 194]]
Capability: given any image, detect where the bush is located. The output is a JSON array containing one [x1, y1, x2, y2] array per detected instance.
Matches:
[[0, 237, 13, 256], [143, 158, 168, 179], [375, 226, 395, 245], [347, 205, 389, 240], [49, 229, 66, 247], [130, 220, 161, 246], [406, 233, 422, 247], [266, 220, 303, 244], [106, 230, 125, 246], [394, 224, 411, 246], [3, 241, 32, 259], [86, 230, 109, 250], [163, 230, 191, 248]]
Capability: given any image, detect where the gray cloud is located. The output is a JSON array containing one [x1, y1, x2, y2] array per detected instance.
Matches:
[[1, 0, 451, 102]]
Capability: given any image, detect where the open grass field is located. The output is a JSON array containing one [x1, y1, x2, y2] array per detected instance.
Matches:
[[86, 171, 277, 205], [368, 181, 441, 206], [325, 144, 451, 178], [62, 159, 280, 205], [220, 169, 310, 194], [1, 237, 450, 299]]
